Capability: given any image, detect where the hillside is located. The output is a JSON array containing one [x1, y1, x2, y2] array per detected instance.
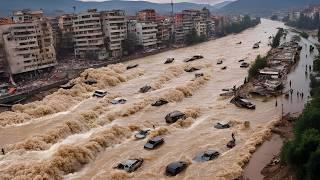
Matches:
[[0, 0, 218, 16], [222, 0, 320, 16]]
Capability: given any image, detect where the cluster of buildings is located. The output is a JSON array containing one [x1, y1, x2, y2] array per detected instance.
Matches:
[[0, 7, 223, 78]]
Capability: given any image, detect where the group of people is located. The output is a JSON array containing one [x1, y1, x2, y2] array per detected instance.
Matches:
[[289, 80, 305, 99]]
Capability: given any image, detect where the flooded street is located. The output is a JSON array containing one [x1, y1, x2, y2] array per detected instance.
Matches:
[[243, 30, 319, 180], [0, 19, 285, 179]]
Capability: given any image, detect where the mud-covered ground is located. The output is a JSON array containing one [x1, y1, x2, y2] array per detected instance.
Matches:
[[0, 19, 285, 180]]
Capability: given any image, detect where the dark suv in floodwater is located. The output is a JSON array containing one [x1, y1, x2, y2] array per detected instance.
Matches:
[[165, 161, 188, 176], [144, 136, 164, 149]]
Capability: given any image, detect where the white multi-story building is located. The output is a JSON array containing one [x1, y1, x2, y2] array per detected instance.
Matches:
[[73, 9, 107, 60], [0, 22, 57, 74], [129, 20, 157, 50], [101, 10, 127, 57]]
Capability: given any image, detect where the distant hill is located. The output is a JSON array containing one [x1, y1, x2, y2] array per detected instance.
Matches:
[[212, 1, 233, 9], [0, 0, 219, 16], [221, 0, 320, 16]]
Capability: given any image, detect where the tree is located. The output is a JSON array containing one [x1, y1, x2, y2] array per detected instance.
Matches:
[[318, 27, 320, 42], [272, 28, 284, 48], [248, 55, 267, 79]]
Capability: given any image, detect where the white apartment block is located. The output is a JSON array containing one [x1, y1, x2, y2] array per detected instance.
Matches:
[[73, 9, 107, 60], [129, 20, 157, 50], [0, 22, 57, 74], [101, 10, 127, 57]]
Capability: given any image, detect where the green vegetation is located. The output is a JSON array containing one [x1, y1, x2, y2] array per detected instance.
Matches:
[[286, 13, 320, 30], [272, 28, 284, 48], [314, 55, 320, 72], [185, 28, 207, 45], [248, 55, 267, 79], [223, 15, 261, 34], [280, 55, 320, 180], [122, 33, 138, 55], [299, 31, 309, 39]]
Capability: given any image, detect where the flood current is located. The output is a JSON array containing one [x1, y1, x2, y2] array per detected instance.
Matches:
[[0, 19, 286, 179]]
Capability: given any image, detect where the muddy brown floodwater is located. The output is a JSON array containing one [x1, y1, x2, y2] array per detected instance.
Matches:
[[0, 19, 284, 180]]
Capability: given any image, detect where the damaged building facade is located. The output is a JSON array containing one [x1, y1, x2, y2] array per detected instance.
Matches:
[[0, 10, 57, 77]]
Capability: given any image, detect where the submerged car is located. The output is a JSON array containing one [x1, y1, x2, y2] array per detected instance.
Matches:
[[93, 90, 107, 98], [84, 79, 97, 85], [152, 99, 169, 107], [135, 129, 151, 139], [240, 62, 250, 68], [230, 96, 256, 110], [217, 59, 223, 65], [194, 150, 220, 162], [111, 98, 127, 104], [60, 82, 75, 89], [238, 59, 245, 62], [195, 73, 204, 78], [114, 158, 143, 173], [164, 58, 175, 64], [165, 111, 186, 124], [144, 136, 164, 149], [127, 64, 139, 70], [139, 85, 152, 93], [214, 122, 231, 129], [184, 55, 204, 62], [221, 66, 227, 70], [165, 161, 188, 176], [184, 67, 200, 72], [253, 43, 260, 49]]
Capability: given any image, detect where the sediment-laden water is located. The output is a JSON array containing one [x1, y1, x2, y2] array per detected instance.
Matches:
[[0, 19, 284, 180]]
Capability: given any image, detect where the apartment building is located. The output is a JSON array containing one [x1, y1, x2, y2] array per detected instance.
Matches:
[[137, 9, 156, 22], [101, 10, 127, 57], [128, 20, 157, 50], [58, 14, 74, 34], [0, 10, 57, 75], [12, 9, 43, 23], [156, 19, 171, 46], [73, 9, 107, 60], [0, 22, 57, 74]]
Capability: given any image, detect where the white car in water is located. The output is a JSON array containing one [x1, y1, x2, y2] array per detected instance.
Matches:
[[92, 90, 107, 98]]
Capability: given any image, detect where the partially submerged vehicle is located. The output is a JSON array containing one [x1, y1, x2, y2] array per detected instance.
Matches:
[[127, 64, 139, 70], [139, 85, 152, 93], [193, 150, 220, 162], [152, 99, 169, 107], [240, 62, 250, 68], [214, 122, 230, 129], [238, 59, 245, 62], [60, 82, 75, 89], [237, 41, 242, 45], [253, 43, 260, 49], [93, 90, 107, 98], [164, 58, 175, 64], [221, 66, 227, 70], [184, 55, 203, 62], [230, 96, 256, 110], [111, 98, 127, 104], [217, 59, 223, 65], [165, 161, 188, 176], [114, 158, 144, 173], [135, 129, 151, 139], [165, 111, 186, 124], [84, 79, 97, 85], [195, 73, 204, 78], [184, 67, 200, 72], [144, 136, 164, 149]]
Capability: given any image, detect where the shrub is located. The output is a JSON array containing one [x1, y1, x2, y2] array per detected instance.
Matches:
[[248, 55, 267, 79]]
